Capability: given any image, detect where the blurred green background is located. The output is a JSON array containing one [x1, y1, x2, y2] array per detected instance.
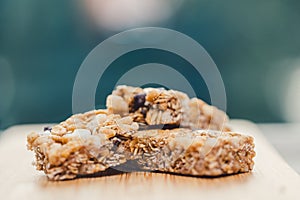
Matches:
[[1, 0, 300, 130]]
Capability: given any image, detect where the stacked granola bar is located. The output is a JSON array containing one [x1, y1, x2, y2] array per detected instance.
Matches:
[[27, 86, 255, 180], [106, 85, 230, 130]]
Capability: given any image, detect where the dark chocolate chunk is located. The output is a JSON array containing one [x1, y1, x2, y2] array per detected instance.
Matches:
[[131, 93, 146, 112], [43, 127, 52, 132]]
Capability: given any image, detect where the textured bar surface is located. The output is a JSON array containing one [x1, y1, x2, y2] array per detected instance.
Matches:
[[27, 110, 139, 180], [27, 110, 255, 180], [125, 129, 255, 176], [106, 85, 230, 131]]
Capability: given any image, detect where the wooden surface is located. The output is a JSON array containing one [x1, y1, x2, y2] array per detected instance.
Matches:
[[258, 123, 300, 174], [0, 120, 299, 200]]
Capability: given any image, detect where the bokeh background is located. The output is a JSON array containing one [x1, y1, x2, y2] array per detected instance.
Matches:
[[1, 0, 300, 130]]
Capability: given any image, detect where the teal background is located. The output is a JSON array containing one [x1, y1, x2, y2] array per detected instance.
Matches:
[[1, 0, 300, 129]]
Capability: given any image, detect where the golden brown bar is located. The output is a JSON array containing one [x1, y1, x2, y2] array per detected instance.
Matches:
[[106, 85, 230, 131], [27, 110, 254, 180]]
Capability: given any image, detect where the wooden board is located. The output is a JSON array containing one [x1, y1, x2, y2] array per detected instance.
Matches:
[[0, 120, 299, 200]]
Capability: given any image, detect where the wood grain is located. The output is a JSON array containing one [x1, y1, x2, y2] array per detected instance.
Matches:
[[0, 120, 299, 200]]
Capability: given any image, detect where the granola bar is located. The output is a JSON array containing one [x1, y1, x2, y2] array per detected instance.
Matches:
[[125, 129, 255, 176], [27, 110, 255, 180], [27, 110, 139, 180], [106, 85, 230, 130]]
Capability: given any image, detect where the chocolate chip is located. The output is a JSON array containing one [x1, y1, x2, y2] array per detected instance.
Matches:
[[131, 93, 146, 112], [43, 127, 52, 132]]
